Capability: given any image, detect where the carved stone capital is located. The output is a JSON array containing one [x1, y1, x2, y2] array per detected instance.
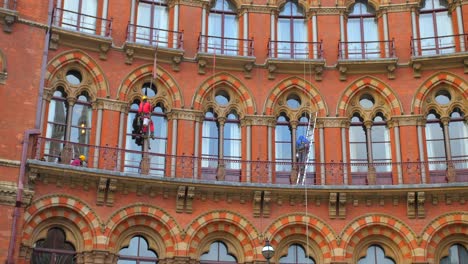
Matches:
[[412, 62, 422, 78], [198, 59, 207, 75], [125, 47, 134, 65], [2, 14, 17, 33], [99, 43, 110, 60], [49, 32, 60, 50], [390, 115, 422, 126], [172, 55, 182, 72]]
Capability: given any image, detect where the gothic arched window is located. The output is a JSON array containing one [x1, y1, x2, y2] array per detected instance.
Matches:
[[32, 228, 76, 264], [279, 243, 315, 264], [118, 236, 158, 263], [200, 241, 237, 263], [346, 0, 379, 59], [358, 245, 395, 264]]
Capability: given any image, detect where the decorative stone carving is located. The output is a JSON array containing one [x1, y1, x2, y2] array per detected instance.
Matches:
[[176, 186, 186, 213], [185, 186, 195, 213], [338, 193, 346, 218], [407, 192, 416, 218], [125, 48, 134, 65], [96, 177, 108, 206], [198, 59, 207, 74], [107, 178, 117, 206], [49, 32, 60, 50], [314, 65, 324, 81], [2, 14, 16, 33], [339, 65, 347, 81], [412, 62, 422, 78], [464, 58, 468, 74], [99, 43, 110, 60], [386, 64, 396, 79], [172, 55, 182, 71], [268, 63, 277, 80], [243, 62, 253, 79], [417, 191, 425, 218], [263, 191, 271, 218], [253, 190, 262, 217], [0, 71, 6, 84], [329, 192, 337, 218]]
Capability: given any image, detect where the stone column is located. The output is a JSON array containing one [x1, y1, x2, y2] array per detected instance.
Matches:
[[217, 116, 226, 181], [441, 116, 455, 182], [364, 120, 376, 184]]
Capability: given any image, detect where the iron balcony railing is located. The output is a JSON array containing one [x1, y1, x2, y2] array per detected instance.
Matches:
[[52, 7, 113, 37], [338, 39, 396, 60], [197, 34, 254, 56], [267, 39, 323, 59], [411, 33, 468, 56], [126, 23, 184, 49], [2, 0, 16, 10], [31, 137, 468, 186]]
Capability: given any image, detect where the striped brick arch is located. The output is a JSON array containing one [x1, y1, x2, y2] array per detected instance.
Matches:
[[339, 214, 417, 260], [411, 72, 468, 114], [337, 76, 402, 116], [264, 214, 336, 261], [191, 72, 256, 114], [105, 204, 181, 251], [185, 211, 258, 260], [45, 50, 109, 98], [118, 65, 183, 108], [22, 195, 100, 250], [420, 212, 468, 261], [263, 77, 328, 116]]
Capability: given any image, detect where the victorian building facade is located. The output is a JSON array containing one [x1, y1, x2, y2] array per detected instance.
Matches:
[[0, 0, 467, 263]]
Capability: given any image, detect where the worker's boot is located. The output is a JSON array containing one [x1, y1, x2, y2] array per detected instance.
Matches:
[[150, 132, 155, 140]]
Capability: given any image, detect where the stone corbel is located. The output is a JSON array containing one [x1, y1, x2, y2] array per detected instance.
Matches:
[[124, 47, 134, 65], [185, 186, 195, 213], [96, 177, 107, 206], [106, 179, 117, 206], [243, 62, 253, 79], [172, 55, 182, 71], [253, 190, 262, 217], [0, 71, 6, 84], [2, 14, 16, 33], [338, 193, 346, 218], [267, 63, 276, 80], [49, 32, 60, 50], [329, 192, 337, 218], [464, 58, 468, 74], [176, 186, 186, 213], [417, 191, 425, 218], [412, 62, 422, 78], [314, 65, 324, 81], [339, 65, 347, 81], [387, 63, 396, 79], [263, 191, 271, 218], [197, 59, 207, 74], [28, 168, 39, 190], [407, 192, 416, 218], [99, 43, 110, 60]]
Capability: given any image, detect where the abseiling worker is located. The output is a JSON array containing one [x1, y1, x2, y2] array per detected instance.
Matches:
[[71, 155, 86, 166], [138, 95, 155, 139]]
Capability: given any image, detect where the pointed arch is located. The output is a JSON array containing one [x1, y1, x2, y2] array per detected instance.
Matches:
[[191, 72, 256, 115], [105, 203, 182, 255], [185, 210, 259, 262], [45, 49, 109, 98], [411, 71, 468, 114], [339, 214, 417, 261], [22, 194, 101, 251], [420, 211, 468, 261], [263, 76, 328, 116], [337, 76, 402, 116], [263, 213, 336, 262], [117, 64, 183, 108]]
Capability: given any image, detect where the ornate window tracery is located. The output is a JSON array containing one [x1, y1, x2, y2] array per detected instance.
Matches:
[[32, 227, 76, 264], [200, 241, 238, 263], [118, 235, 158, 263]]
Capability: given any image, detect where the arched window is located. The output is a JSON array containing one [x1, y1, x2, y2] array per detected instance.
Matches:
[[135, 0, 169, 46], [296, 114, 316, 184], [279, 243, 315, 264], [277, 0, 307, 58], [32, 228, 76, 264], [346, 0, 379, 59], [349, 113, 392, 185], [208, 0, 238, 55], [275, 114, 293, 181], [202, 110, 219, 179], [425, 108, 468, 183], [60, 0, 98, 34], [440, 244, 468, 264], [224, 112, 241, 173], [118, 236, 158, 263], [125, 101, 142, 173], [418, 0, 454, 55], [149, 104, 168, 176], [44, 89, 93, 164], [200, 241, 237, 263], [358, 245, 395, 264]]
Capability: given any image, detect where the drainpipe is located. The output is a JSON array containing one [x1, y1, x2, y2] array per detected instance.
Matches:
[[6, 0, 54, 262]]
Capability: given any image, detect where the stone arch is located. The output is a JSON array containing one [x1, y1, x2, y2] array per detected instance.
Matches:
[[411, 71, 468, 115], [263, 213, 336, 263], [117, 64, 183, 108], [45, 49, 109, 98], [22, 194, 101, 251], [192, 72, 256, 115], [344, 0, 381, 11], [105, 203, 182, 257], [207, 0, 243, 10], [185, 210, 259, 262], [337, 76, 403, 117], [275, 0, 311, 13], [339, 214, 417, 262], [420, 211, 468, 262], [0, 49, 7, 84], [263, 76, 328, 116]]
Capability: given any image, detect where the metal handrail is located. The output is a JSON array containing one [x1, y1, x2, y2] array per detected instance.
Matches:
[[52, 7, 113, 37], [267, 39, 323, 59], [338, 39, 396, 59], [410, 33, 468, 56], [126, 23, 184, 49], [197, 34, 254, 56], [32, 136, 468, 186]]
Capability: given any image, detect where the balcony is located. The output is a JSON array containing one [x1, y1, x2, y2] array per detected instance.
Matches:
[[0, 0, 18, 32], [123, 24, 184, 71], [49, 8, 113, 59], [30, 137, 468, 189], [266, 39, 326, 81], [410, 33, 468, 77], [337, 39, 398, 80], [196, 34, 255, 78]]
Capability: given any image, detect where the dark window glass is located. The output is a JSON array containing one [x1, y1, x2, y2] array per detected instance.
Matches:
[[275, 115, 292, 172], [125, 101, 143, 173], [45, 89, 68, 162], [32, 228, 76, 264], [440, 244, 468, 264], [357, 245, 395, 264], [200, 241, 237, 263]]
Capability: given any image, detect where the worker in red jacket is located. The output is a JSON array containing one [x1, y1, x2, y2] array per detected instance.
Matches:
[[138, 95, 155, 139]]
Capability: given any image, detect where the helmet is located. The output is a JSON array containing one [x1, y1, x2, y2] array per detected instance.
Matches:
[[79, 155, 86, 161], [142, 95, 148, 100]]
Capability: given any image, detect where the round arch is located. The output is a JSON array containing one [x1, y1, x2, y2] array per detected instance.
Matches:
[[117, 64, 184, 108], [185, 210, 259, 262], [45, 49, 109, 98], [191, 72, 256, 115], [336, 76, 403, 117], [411, 71, 468, 115], [263, 76, 328, 116]]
